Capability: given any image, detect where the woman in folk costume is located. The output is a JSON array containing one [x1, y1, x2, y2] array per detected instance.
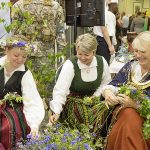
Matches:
[[102, 31, 150, 150], [0, 35, 45, 150], [49, 33, 111, 132]]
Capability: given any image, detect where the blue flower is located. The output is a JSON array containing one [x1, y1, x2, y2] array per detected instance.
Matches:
[[84, 143, 89, 149], [61, 137, 67, 143], [45, 135, 51, 141], [51, 143, 57, 149], [63, 133, 69, 137], [131, 89, 137, 95], [56, 123, 61, 129], [76, 137, 82, 141], [26, 141, 32, 146], [91, 132, 96, 137], [27, 134, 32, 139], [16, 41, 27, 47], [45, 144, 51, 150], [71, 140, 77, 145]]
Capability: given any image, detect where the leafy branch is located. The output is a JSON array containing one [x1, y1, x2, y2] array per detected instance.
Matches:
[[0, 92, 23, 108]]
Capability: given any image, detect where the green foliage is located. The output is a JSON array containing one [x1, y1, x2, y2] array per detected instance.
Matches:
[[0, 92, 23, 108], [0, 18, 5, 23], [17, 123, 104, 150], [0, 2, 34, 36], [119, 84, 150, 139], [27, 54, 57, 99], [26, 44, 68, 100], [0, 2, 6, 8]]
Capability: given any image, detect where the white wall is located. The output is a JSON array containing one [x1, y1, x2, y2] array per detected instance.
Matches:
[[119, 0, 150, 16]]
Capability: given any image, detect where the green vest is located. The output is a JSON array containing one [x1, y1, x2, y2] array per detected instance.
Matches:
[[70, 55, 103, 96]]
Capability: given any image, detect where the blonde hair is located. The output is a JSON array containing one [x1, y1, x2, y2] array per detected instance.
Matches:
[[132, 31, 150, 51], [76, 33, 97, 53]]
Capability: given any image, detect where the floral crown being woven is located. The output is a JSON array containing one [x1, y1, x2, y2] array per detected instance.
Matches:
[[0, 35, 37, 55]]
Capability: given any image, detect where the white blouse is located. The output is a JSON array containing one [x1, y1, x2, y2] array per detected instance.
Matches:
[[50, 56, 111, 114], [0, 56, 45, 130]]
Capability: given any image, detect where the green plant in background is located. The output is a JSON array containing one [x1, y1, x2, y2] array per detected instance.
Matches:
[[26, 44, 70, 103], [0, 2, 12, 39], [0, 2, 34, 35]]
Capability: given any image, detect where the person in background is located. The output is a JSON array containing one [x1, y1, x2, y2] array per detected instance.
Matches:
[[127, 32, 137, 52], [130, 11, 145, 34], [128, 14, 135, 31], [11, 0, 66, 71], [0, 35, 45, 149], [93, 0, 118, 65], [121, 12, 129, 36], [115, 11, 122, 51], [102, 31, 150, 150], [48, 33, 111, 133], [144, 10, 150, 31]]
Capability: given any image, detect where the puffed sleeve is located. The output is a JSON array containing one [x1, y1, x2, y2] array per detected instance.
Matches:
[[21, 70, 45, 130], [50, 60, 74, 114], [93, 57, 112, 97], [101, 61, 131, 96]]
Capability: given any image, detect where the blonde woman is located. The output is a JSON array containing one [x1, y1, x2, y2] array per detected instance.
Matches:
[[102, 31, 150, 150], [0, 35, 45, 149], [49, 33, 111, 132]]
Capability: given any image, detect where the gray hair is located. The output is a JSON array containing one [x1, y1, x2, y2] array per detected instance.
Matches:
[[132, 31, 150, 51], [76, 33, 98, 53]]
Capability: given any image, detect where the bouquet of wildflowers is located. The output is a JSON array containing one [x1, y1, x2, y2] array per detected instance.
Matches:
[[119, 84, 150, 139], [17, 123, 104, 150]]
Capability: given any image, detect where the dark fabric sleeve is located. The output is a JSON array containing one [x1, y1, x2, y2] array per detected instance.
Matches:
[[109, 62, 131, 87]]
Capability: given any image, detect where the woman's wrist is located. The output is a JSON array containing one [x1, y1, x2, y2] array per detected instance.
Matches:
[[103, 89, 113, 97], [49, 109, 60, 116]]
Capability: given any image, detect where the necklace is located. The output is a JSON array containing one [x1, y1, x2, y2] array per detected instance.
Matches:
[[86, 68, 90, 73]]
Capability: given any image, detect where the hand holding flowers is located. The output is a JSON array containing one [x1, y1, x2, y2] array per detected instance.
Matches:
[[116, 94, 137, 108], [103, 89, 119, 108], [103, 84, 150, 139], [30, 128, 39, 138], [118, 84, 150, 139]]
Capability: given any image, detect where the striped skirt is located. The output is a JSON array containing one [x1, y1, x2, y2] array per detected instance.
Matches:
[[60, 96, 109, 134], [0, 104, 30, 150]]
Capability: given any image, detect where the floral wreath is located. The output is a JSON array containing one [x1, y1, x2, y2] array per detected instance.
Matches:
[[0, 38, 37, 55]]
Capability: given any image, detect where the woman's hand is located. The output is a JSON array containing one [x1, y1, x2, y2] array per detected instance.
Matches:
[[109, 45, 115, 55], [104, 89, 119, 108], [48, 110, 60, 126], [30, 129, 39, 138], [116, 94, 136, 108]]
